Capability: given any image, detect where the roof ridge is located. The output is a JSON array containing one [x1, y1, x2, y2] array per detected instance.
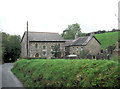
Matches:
[[72, 36, 84, 43], [25, 31, 58, 34]]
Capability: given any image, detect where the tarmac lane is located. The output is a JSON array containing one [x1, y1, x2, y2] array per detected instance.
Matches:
[[2, 63, 25, 89], [0, 64, 2, 89]]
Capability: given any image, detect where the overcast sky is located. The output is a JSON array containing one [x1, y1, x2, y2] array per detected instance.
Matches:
[[0, 0, 119, 37]]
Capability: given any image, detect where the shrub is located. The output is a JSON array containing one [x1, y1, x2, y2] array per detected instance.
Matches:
[[78, 50, 89, 59]]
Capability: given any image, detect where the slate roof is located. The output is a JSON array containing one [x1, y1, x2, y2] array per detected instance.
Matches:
[[21, 31, 65, 42], [72, 36, 89, 46], [65, 36, 100, 46], [65, 40, 74, 46]]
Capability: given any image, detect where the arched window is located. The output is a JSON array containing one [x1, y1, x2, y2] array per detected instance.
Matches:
[[35, 43, 38, 49], [58, 44, 60, 48], [35, 53, 39, 57], [43, 51, 46, 56], [43, 45, 46, 49], [51, 45, 54, 51]]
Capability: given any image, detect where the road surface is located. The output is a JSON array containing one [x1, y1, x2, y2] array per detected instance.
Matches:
[[0, 64, 2, 89], [2, 63, 25, 88]]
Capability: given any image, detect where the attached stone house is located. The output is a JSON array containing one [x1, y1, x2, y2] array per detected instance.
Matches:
[[65, 35, 101, 57], [21, 31, 65, 59]]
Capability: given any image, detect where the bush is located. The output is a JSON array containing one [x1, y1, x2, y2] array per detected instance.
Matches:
[[78, 50, 89, 59], [111, 56, 119, 62]]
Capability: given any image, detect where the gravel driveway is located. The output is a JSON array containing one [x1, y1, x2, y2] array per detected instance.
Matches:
[[2, 63, 25, 88]]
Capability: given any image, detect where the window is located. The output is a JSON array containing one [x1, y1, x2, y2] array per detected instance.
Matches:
[[43, 45, 46, 49], [80, 47, 83, 51], [51, 52, 54, 55], [51, 46, 54, 49], [51, 46, 54, 51], [65, 47, 66, 51], [101, 49, 103, 53], [58, 44, 60, 48], [76, 47, 78, 52], [35, 43, 38, 49], [73, 47, 74, 52], [43, 51, 46, 56]]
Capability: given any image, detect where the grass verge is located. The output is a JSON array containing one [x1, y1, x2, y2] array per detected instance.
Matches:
[[11, 59, 119, 87]]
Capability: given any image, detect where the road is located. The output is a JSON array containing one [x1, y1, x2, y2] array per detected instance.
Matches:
[[2, 63, 25, 88], [0, 64, 2, 89]]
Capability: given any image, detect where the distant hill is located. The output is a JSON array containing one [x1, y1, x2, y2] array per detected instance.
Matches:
[[95, 31, 119, 49]]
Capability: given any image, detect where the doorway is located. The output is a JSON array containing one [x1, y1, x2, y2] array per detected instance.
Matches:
[[35, 53, 39, 57]]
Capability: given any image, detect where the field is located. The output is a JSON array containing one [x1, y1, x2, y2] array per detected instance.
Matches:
[[95, 31, 119, 49], [11, 59, 119, 87]]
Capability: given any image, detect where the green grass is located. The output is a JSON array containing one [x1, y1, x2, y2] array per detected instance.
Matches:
[[11, 59, 119, 87], [95, 31, 119, 49]]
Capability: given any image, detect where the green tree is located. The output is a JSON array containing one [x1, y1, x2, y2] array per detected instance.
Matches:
[[51, 44, 61, 58], [2, 32, 9, 62], [7, 35, 21, 62], [2, 32, 21, 62], [62, 23, 81, 39]]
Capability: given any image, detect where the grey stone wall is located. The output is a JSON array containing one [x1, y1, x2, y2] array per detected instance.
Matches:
[[69, 46, 83, 55], [29, 42, 65, 59], [65, 37, 100, 56], [84, 37, 101, 55], [21, 33, 27, 58]]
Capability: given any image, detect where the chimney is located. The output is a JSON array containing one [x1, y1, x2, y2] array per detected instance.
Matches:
[[90, 32, 95, 37], [75, 32, 79, 39]]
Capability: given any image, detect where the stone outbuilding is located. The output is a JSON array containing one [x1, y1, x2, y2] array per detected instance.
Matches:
[[65, 35, 101, 58]]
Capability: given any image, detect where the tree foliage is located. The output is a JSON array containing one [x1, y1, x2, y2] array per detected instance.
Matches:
[[2, 32, 21, 62], [51, 44, 61, 58], [62, 23, 85, 39]]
